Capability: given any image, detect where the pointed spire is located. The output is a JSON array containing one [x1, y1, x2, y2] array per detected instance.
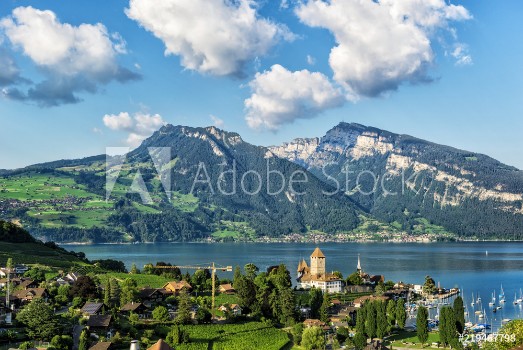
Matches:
[[357, 254, 361, 271]]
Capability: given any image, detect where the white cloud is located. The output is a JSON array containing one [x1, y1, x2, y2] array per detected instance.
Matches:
[[295, 0, 472, 98], [451, 43, 472, 66], [245, 64, 345, 130], [125, 0, 294, 77], [306, 54, 316, 65], [0, 6, 139, 106], [210, 115, 224, 128], [103, 112, 165, 147]]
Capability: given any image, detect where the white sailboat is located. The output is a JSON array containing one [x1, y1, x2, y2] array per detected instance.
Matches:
[[471, 292, 475, 306], [518, 288, 523, 303], [500, 285, 506, 303], [514, 292, 518, 305]]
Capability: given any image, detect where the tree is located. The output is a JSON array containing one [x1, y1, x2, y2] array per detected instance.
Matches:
[[195, 308, 212, 324], [439, 306, 459, 348], [50, 335, 73, 350], [24, 268, 46, 282], [347, 271, 363, 285], [109, 278, 121, 307], [396, 298, 407, 330], [423, 275, 436, 295], [292, 323, 304, 346], [416, 306, 429, 346], [453, 296, 465, 334], [302, 326, 326, 350], [175, 288, 192, 325], [374, 283, 385, 296], [278, 286, 297, 325], [16, 299, 61, 340], [70, 276, 98, 299], [376, 301, 388, 339], [235, 275, 257, 309], [309, 288, 323, 319], [354, 308, 367, 350], [166, 325, 189, 346], [365, 301, 377, 339], [130, 263, 139, 274], [120, 278, 137, 306], [244, 263, 259, 280], [332, 271, 343, 279], [233, 265, 242, 287], [319, 291, 330, 323], [336, 326, 349, 344], [152, 306, 170, 322], [386, 299, 396, 329], [78, 330, 89, 350]]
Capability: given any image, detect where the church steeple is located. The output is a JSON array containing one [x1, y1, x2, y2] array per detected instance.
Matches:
[[357, 254, 361, 272]]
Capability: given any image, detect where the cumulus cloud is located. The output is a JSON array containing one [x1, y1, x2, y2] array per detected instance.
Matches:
[[0, 6, 140, 106], [103, 112, 165, 147], [210, 115, 224, 128], [0, 48, 26, 87], [245, 64, 345, 130], [451, 43, 472, 66], [295, 0, 472, 98], [125, 0, 294, 77]]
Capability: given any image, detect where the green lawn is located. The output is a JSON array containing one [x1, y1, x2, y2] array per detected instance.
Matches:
[[387, 330, 440, 348], [0, 173, 98, 201], [102, 272, 171, 288]]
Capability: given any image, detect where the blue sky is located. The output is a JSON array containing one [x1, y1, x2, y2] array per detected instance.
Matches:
[[0, 0, 522, 170]]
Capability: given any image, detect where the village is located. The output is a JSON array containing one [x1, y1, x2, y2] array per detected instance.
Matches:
[[0, 248, 480, 350]]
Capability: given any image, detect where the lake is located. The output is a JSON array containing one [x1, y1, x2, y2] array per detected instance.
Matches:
[[63, 241, 523, 331]]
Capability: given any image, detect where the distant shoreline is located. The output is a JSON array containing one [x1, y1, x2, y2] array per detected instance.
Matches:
[[58, 238, 523, 246]]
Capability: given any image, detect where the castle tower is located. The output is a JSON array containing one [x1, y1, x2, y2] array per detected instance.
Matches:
[[310, 247, 326, 276]]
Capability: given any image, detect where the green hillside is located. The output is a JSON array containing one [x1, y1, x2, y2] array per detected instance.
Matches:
[[0, 220, 89, 268]]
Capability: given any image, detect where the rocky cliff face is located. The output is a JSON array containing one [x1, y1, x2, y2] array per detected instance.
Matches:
[[270, 122, 523, 238]]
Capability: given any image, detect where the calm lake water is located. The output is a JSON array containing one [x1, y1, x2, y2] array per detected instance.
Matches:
[[63, 242, 523, 331]]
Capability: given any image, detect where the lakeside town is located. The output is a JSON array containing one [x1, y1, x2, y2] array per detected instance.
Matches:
[[0, 247, 519, 350]]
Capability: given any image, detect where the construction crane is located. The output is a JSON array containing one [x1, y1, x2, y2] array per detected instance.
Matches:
[[150, 262, 232, 318]]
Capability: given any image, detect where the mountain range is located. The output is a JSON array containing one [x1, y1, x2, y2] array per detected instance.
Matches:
[[1, 122, 522, 243]]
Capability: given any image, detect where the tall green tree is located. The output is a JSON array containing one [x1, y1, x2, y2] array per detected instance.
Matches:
[[319, 291, 330, 323], [355, 308, 367, 350], [233, 265, 242, 287], [309, 288, 323, 319], [365, 301, 377, 339], [16, 299, 61, 340], [175, 288, 192, 325], [439, 306, 459, 348], [78, 330, 89, 350], [386, 299, 397, 329], [278, 286, 297, 325], [301, 326, 326, 350], [416, 306, 429, 346], [109, 278, 121, 306], [235, 275, 257, 309], [120, 278, 137, 306], [244, 263, 259, 280], [376, 301, 388, 339], [453, 296, 465, 334], [396, 298, 407, 330]]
